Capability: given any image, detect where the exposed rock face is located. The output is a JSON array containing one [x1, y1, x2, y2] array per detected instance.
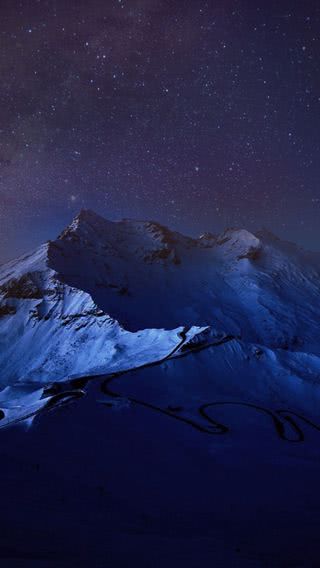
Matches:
[[0, 273, 43, 300], [0, 303, 16, 316]]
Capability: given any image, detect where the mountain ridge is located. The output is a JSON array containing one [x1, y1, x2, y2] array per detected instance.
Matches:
[[1, 210, 320, 428]]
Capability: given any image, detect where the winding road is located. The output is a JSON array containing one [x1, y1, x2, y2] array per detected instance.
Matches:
[[100, 327, 320, 443]]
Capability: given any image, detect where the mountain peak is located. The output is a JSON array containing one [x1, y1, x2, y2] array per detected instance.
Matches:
[[57, 210, 194, 251], [217, 227, 258, 242], [74, 208, 110, 228], [58, 209, 113, 241], [216, 228, 262, 260]]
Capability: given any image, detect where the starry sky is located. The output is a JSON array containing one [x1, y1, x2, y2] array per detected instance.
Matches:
[[1, 0, 320, 263]]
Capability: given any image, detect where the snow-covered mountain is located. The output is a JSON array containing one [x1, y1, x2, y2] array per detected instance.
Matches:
[[1, 208, 320, 427], [49, 209, 320, 350]]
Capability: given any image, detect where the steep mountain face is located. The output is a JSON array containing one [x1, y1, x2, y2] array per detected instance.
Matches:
[[1, 209, 320, 427], [0, 240, 205, 383]]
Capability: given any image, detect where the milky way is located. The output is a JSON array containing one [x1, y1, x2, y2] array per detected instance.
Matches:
[[0, 0, 320, 262]]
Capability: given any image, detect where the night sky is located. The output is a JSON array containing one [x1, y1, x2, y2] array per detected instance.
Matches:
[[1, 0, 320, 263]]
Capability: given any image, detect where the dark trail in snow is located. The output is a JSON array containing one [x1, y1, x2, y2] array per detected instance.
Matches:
[[100, 331, 320, 443]]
